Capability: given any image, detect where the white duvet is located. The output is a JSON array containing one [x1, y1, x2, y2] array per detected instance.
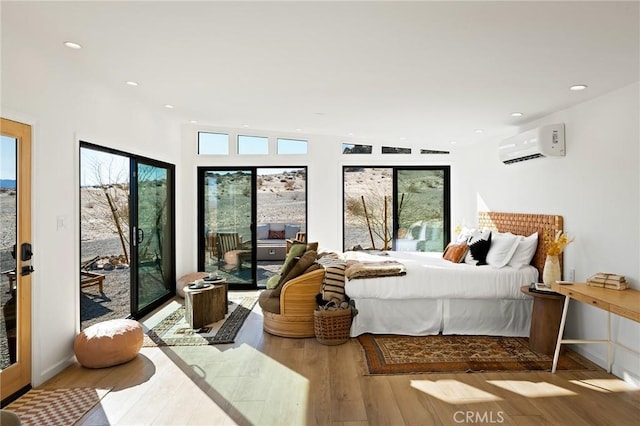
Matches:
[[343, 251, 537, 300]]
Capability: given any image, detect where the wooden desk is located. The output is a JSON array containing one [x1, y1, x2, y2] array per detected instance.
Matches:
[[550, 282, 640, 373]]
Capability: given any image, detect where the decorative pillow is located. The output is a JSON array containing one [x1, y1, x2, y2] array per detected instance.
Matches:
[[284, 224, 301, 239], [274, 250, 318, 296], [508, 232, 539, 268], [456, 226, 475, 244], [281, 243, 307, 277], [464, 229, 491, 265], [486, 231, 520, 268], [266, 273, 281, 290], [269, 223, 286, 232], [256, 224, 269, 240], [442, 243, 469, 263], [269, 230, 285, 239]]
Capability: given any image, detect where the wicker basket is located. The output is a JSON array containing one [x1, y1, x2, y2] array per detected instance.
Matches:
[[314, 308, 352, 345]]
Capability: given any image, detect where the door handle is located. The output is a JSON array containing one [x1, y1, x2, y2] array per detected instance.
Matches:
[[137, 228, 145, 244]]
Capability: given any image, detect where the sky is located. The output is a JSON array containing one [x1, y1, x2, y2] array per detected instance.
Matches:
[[80, 148, 129, 187], [1, 135, 16, 180]]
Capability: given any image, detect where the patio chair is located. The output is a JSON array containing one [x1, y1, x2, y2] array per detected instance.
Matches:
[[216, 232, 251, 271]]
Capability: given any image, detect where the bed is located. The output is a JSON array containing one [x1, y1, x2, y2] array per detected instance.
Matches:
[[345, 212, 564, 337]]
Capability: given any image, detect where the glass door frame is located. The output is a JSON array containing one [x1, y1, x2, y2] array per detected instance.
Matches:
[[197, 167, 257, 290], [130, 158, 176, 318], [197, 166, 309, 290], [0, 118, 32, 403], [392, 165, 451, 252], [341, 165, 451, 252], [79, 141, 175, 321]]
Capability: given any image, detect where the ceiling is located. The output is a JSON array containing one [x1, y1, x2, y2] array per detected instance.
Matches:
[[2, 1, 639, 149]]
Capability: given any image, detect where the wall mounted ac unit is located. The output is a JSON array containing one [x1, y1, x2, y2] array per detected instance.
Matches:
[[499, 123, 565, 164]]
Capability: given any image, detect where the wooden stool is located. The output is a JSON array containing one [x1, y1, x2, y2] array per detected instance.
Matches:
[[184, 283, 227, 329]]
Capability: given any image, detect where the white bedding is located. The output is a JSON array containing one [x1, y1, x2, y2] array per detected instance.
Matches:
[[343, 250, 538, 301]]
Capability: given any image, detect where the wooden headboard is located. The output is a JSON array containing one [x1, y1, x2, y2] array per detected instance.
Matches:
[[478, 211, 563, 278]]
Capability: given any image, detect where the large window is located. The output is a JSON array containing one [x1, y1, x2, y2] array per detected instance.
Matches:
[[343, 166, 450, 252]]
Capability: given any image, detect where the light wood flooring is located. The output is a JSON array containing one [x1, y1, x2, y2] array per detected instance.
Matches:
[[40, 291, 639, 425]]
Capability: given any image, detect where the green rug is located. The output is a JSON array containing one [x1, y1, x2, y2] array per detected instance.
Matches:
[[143, 295, 257, 346]]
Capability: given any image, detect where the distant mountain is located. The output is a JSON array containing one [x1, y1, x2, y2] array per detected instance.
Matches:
[[0, 179, 16, 189]]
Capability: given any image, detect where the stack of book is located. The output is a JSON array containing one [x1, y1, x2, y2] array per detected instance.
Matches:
[[586, 272, 628, 290]]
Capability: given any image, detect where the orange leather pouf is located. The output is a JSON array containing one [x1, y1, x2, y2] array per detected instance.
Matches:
[[74, 319, 143, 368]]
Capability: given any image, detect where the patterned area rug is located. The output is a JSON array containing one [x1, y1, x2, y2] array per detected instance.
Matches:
[[143, 295, 257, 346], [4, 388, 110, 426], [357, 334, 601, 375]]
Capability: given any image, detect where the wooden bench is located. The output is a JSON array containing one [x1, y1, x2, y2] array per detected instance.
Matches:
[[81, 271, 105, 293]]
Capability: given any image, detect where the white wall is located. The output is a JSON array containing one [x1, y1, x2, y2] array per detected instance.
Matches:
[[2, 35, 182, 386], [455, 82, 640, 384]]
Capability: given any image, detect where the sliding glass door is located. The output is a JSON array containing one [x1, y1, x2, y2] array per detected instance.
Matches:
[[198, 167, 307, 289], [343, 166, 450, 252], [80, 142, 175, 326], [394, 167, 450, 252], [199, 168, 254, 288], [132, 160, 174, 315]]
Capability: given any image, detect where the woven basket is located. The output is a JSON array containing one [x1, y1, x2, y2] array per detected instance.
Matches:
[[314, 308, 352, 346]]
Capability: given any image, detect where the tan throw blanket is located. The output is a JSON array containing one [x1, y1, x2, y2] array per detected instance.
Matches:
[[345, 259, 407, 280]]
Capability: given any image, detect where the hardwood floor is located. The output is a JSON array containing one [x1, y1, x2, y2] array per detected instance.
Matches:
[[40, 291, 639, 425]]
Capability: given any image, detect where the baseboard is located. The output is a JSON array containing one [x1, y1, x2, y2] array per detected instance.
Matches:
[[36, 355, 75, 387], [572, 344, 640, 387]]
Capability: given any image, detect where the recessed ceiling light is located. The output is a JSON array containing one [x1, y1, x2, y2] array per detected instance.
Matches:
[[570, 84, 588, 91], [474, 129, 484, 134], [450, 141, 457, 145], [125, 81, 138, 87], [511, 112, 524, 117], [295, 128, 302, 132], [163, 104, 174, 109], [63, 41, 82, 49], [242, 124, 249, 128], [190, 120, 198, 124], [348, 132, 354, 136], [400, 137, 406, 141]]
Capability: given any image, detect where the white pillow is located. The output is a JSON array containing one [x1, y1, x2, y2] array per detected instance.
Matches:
[[486, 231, 520, 268], [256, 224, 269, 240], [284, 224, 301, 239], [508, 232, 539, 268]]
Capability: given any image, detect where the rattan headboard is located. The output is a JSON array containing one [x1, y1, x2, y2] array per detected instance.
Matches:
[[477, 212, 563, 278]]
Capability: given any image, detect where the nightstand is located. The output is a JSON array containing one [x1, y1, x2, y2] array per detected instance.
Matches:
[[520, 285, 565, 356]]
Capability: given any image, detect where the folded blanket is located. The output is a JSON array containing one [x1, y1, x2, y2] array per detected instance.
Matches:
[[317, 255, 347, 302], [344, 259, 407, 280]]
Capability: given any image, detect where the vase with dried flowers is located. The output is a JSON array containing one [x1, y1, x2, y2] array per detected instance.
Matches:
[[543, 231, 574, 286]]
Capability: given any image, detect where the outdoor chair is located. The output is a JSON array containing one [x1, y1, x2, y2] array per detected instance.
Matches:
[[216, 232, 251, 271]]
